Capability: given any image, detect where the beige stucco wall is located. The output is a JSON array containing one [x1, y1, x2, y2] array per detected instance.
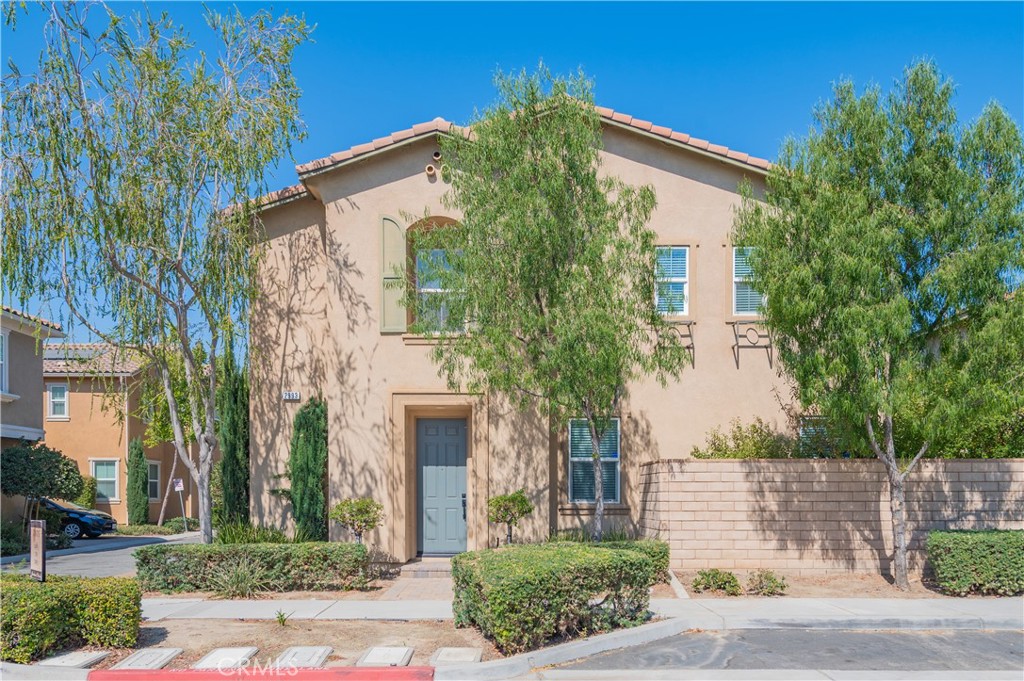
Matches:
[[251, 125, 787, 561], [2, 330, 46, 436], [640, 458, 1024, 574]]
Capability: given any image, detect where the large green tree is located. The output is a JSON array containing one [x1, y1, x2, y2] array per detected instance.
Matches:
[[2, 3, 310, 542], [218, 335, 250, 525], [734, 61, 1024, 590], [407, 67, 688, 539]]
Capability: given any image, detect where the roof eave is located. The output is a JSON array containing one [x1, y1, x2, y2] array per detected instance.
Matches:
[[601, 118, 770, 175]]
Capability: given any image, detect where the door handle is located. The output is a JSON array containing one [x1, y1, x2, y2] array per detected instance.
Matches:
[[462, 493, 467, 520]]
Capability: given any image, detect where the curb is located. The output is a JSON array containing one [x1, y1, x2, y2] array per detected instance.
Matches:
[[0, 664, 434, 680], [434, 619, 689, 681]]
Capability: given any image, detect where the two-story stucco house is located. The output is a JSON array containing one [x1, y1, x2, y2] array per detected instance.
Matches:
[[41, 343, 199, 525], [251, 108, 789, 563]]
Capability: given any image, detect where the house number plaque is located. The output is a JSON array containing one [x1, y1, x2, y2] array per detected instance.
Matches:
[[282, 391, 300, 401]]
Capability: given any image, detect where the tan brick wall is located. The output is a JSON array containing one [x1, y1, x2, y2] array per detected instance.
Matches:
[[640, 459, 1024, 575]]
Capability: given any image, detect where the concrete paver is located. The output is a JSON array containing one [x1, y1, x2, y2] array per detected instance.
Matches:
[[273, 646, 333, 668], [380, 576, 454, 600], [431, 647, 483, 665], [192, 646, 258, 669], [357, 646, 414, 667], [37, 651, 108, 668], [111, 647, 182, 670]]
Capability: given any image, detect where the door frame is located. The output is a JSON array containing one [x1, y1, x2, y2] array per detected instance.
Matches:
[[415, 416, 468, 556], [390, 392, 489, 563]]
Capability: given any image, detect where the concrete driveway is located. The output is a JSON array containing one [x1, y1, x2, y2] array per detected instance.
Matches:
[[1, 532, 200, 578]]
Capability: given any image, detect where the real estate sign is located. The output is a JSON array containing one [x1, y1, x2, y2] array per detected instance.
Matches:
[[29, 519, 46, 581]]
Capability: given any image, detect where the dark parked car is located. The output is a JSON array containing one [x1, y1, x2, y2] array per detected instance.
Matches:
[[39, 498, 117, 539]]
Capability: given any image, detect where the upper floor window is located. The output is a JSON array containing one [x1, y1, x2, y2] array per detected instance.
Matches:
[[414, 247, 460, 332], [733, 247, 765, 316], [47, 383, 69, 420], [568, 418, 620, 504], [655, 246, 689, 316]]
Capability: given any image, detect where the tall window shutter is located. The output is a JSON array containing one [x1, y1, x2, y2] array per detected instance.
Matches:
[[381, 216, 407, 332]]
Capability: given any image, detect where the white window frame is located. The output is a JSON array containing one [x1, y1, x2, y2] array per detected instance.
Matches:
[[414, 247, 464, 332], [568, 418, 621, 504], [47, 383, 70, 420], [0, 329, 9, 394], [90, 458, 120, 502], [733, 246, 764, 316], [146, 460, 161, 501], [655, 246, 689, 316]]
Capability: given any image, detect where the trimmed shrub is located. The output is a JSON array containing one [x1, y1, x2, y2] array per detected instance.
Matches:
[[452, 543, 655, 654], [598, 539, 670, 584], [691, 568, 742, 596], [927, 530, 1024, 596], [0, 575, 140, 663], [289, 397, 328, 540], [162, 516, 198, 533], [746, 569, 787, 596], [117, 523, 178, 536], [135, 542, 369, 593], [215, 521, 290, 544], [329, 498, 384, 543], [487, 490, 534, 545], [74, 475, 97, 509], [0, 520, 29, 556]]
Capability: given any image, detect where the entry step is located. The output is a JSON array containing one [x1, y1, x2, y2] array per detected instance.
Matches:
[[399, 557, 452, 578]]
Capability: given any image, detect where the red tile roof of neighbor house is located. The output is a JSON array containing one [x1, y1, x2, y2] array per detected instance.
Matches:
[[287, 106, 771, 183], [43, 343, 144, 377], [1, 305, 63, 332]]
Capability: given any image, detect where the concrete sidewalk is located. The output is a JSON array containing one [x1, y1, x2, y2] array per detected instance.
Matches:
[[142, 595, 1024, 629]]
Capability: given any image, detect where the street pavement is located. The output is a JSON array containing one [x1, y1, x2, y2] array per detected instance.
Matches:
[[556, 629, 1024, 673], [1, 532, 200, 577]]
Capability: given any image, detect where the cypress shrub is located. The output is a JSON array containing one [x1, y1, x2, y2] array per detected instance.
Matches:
[[218, 338, 250, 524], [289, 397, 328, 540], [126, 438, 149, 525]]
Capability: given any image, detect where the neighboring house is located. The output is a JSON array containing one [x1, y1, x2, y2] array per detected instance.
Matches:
[[251, 107, 792, 563], [0, 307, 64, 519], [42, 343, 199, 525]]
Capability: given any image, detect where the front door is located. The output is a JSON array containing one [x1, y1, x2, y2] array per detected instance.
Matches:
[[417, 418, 468, 555]]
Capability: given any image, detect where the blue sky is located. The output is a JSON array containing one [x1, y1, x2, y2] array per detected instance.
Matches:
[[3, 1, 1022, 332], [4, 1, 1022, 192]]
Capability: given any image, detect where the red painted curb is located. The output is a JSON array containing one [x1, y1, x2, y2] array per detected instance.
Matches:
[[88, 667, 434, 680]]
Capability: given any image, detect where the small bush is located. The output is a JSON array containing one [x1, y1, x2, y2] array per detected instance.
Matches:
[[598, 540, 670, 584], [215, 521, 290, 544], [117, 524, 179, 536], [453, 543, 656, 654], [487, 489, 534, 545], [0, 520, 29, 557], [74, 476, 98, 509], [691, 568, 742, 596], [134, 542, 369, 593], [329, 498, 384, 543], [927, 530, 1024, 596], [208, 555, 276, 598], [691, 418, 794, 459], [0, 575, 140, 663], [746, 569, 787, 596], [161, 516, 198, 533]]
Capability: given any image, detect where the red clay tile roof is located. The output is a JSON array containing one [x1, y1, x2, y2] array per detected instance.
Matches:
[[43, 343, 143, 377], [1, 306, 62, 333], [293, 108, 771, 181], [256, 183, 309, 209]]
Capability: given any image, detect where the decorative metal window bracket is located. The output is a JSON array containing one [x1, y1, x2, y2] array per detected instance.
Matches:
[[672, 321, 696, 368], [729, 320, 773, 369]]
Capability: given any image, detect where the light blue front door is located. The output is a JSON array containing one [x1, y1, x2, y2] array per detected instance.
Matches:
[[417, 418, 468, 555]]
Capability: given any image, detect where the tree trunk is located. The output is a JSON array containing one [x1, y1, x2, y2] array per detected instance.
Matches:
[[588, 419, 605, 541], [196, 444, 214, 544], [887, 466, 911, 591], [506, 523, 513, 546], [157, 454, 177, 525]]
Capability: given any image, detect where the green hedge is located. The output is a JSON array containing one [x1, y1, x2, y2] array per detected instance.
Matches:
[[0, 575, 140, 663], [927, 530, 1024, 596], [598, 539, 670, 583], [134, 542, 369, 593], [453, 542, 655, 655]]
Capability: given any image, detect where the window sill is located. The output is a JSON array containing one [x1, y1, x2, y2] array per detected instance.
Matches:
[[46, 416, 70, 422], [0, 391, 20, 403], [726, 317, 764, 324], [558, 504, 631, 516], [97, 499, 121, 505], [401, 334, 441, 346]]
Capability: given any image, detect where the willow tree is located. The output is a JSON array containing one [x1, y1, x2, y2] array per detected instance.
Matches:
[[407, 67, 688, 539], [734, 61, 1024, 590], [2, 3, 310, 542]]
